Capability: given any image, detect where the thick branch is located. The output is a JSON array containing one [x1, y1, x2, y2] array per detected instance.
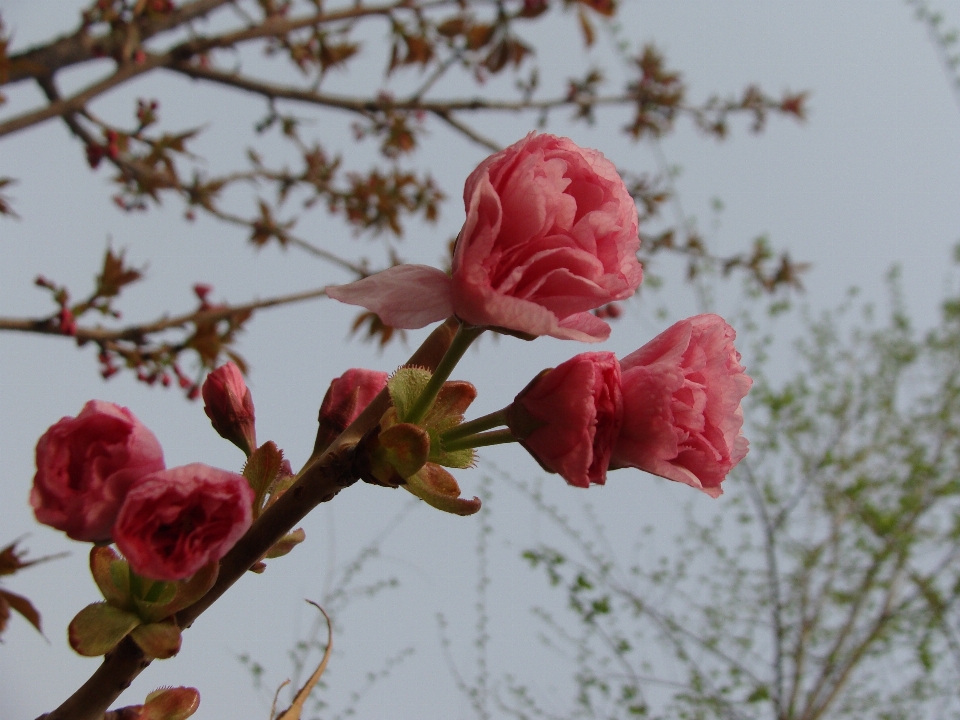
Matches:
[[4, 0, 231, 86], [42, 317, 459, 720]]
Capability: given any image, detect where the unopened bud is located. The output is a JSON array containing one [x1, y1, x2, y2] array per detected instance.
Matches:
[[201, 362, 256, 455]]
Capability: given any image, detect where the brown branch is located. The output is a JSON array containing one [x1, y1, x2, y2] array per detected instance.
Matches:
[[0, 285, 331, 342], [431, 110, 501, 153], [4, 0, 232, 86], [169, 59, 640, 114], [42, 317, 460, 720], [0, 54, 166, 138]]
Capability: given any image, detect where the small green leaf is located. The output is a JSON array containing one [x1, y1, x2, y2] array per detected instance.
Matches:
[[388, 367, 432, 422], [134, 563, 218, 623], [142, 687, 200, 720], [68, 602, 141, 656], [243, 441, 284, 514], [90, 546, 130, 608], [265, 528, 306, 559], [131, 621, 182, 659]]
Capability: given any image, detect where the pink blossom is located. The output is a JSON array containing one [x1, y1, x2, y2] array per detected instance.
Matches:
[[315, 368, 389, 452], [610, 314, 752, 497], [31, 400, 165, 543], [114, 463, 253, 581], [202, 362, 256, 455], [508, 352, 622, 488], [327, 133, 642, 342]]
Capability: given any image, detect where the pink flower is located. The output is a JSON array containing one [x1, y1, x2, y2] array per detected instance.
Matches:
[[315, 368, 389, 453], [114, 463, 253, 581], [31, 400, 165, 543], [507, 352, 622, 488], [610, 314, 752, 497], [327, 133, 642, 342], [202, 362, 256, 455]]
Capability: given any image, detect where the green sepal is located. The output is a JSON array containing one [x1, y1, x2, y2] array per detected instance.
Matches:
[[265, 528, 306, 559], [133, 562, 218, 623], [90, 546, 132, 609], [243, 441, 284, 515], [388, 367, 432, 422], [68, 602, 142, 656], [371, 420, 431, 483], [132, 582, 177, 623], [142, 687, 200, 720], [131, 620, 182, 659], [404, 463, 481, 516], [430, 427, 476, 469]]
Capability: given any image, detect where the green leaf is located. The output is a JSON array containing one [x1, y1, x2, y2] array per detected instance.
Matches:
[[243, 441, 284, 513], [388, 367, 432, 422], [131, 621, 182, 659], [135, 563, 219, 623], [68, 602, 141, 656], [264, 528, 306, 559], [90, 546, 130, 608], [141, 687, 200, 720]]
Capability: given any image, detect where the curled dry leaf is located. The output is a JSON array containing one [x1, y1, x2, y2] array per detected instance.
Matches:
[[274, 601, 332, 720]]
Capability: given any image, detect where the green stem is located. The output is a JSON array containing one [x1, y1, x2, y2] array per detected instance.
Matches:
[[406, 322, 485, 425], [441, 407, 510, 444], [442, 428, 517, 453]]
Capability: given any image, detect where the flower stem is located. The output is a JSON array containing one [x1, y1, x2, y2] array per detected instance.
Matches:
[[442, 428, 517, 453], [406, 322, 484, 425], [440, 407, 510, 444]]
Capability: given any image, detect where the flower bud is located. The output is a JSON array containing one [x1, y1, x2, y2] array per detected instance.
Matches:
[[508, 352, 622, 488], [202, 362, 256, 455], [315, 368, 389, 454], [114, 463, 253, 581], [31, 400, 165, 542]]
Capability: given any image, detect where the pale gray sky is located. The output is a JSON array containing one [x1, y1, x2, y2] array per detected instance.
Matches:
[[2, 2, 960, 718]]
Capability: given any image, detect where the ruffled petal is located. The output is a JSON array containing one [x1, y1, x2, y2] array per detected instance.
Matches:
[[326, 265, 454, 329]]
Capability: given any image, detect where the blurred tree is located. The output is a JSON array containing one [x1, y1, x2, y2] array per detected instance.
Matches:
[[516, 266, 960, 719]]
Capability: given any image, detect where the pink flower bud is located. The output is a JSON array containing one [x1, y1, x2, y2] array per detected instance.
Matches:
[[31, 400, 165, 542], [508, 352, 622, 488], [201, 362, 256, 455], [315, 368, 389, 453], [610, 314, 752, 497], [327, 132, 642, 342], [114, 463, 253, 581]]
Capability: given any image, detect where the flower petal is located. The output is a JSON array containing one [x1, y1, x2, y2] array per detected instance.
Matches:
[[326, 265, 454, 329]]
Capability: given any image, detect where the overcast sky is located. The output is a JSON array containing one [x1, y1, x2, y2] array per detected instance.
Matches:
[[2, 2, 960, 718]]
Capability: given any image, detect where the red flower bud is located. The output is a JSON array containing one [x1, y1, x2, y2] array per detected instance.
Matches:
[[201, 363, 256, 455], [508, 352, 622, 488], [31, 400, 165, 542], [114, 463, 253, 581], [315, 368, 389, 454]]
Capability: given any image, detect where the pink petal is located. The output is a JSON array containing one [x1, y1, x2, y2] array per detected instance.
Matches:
[[326, 265, 454, 329], [553, 312, 611, 342]]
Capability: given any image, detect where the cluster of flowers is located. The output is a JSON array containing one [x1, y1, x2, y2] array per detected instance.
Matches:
[[30, 366, 259, 583], [328, 132, 752, 497], [27, 132, 751, 668]]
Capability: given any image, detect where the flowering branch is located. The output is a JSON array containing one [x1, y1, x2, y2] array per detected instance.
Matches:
[[42, 317, 459, 720]]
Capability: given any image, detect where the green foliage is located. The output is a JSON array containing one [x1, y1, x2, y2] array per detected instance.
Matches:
[[510, 265, 960, 719]]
